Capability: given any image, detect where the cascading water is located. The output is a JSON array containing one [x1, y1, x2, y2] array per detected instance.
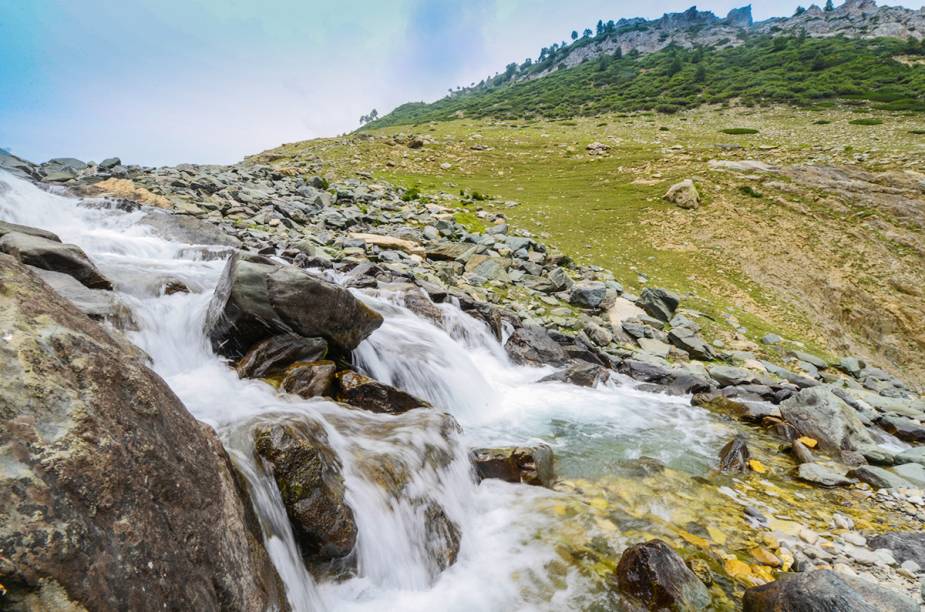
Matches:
[[0, 171, 732, 611]]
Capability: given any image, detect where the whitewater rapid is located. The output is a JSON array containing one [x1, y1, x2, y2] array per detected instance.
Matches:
[[0, 172, 730, 611]]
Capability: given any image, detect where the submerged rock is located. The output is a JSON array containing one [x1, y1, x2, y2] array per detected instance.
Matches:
[[281, 360, 338, 399], [743, 569, 917, 612], [335, 370, 431, 414], [204, 252, 383, 358], [613, 539, 710, 610], [254, 419, 357, 570], [0, 255, 286, 611], [0, 231, 112, 289], [471, 445, 555, 487], [718, 436, 750, 473], [236, 333, 327, 379]]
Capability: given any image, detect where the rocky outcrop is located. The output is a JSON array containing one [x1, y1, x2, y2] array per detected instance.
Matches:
[[253, 419, 358, 570], [471, 445, 555, 487], [613, 539, 711, 610], [335, 370, 431, 414], [743, 569, 918, 612], [204, 251, 383, 358], [0, 231, 112, 289], [0, 255, 286, 611]]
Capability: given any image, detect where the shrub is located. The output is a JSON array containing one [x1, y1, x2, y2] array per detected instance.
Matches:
[[739, 185, 763, 198], [849, 118, 883, 125], [401, 186, 422, 201], [813, 119, 832, 125], [910, 129, 925, 135], [721, 128, 760, 135]]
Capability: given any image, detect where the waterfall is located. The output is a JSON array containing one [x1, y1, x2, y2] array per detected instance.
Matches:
[[0, 171, 730, 611]]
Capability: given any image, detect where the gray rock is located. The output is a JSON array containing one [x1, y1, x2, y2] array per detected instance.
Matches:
[[847, 465, 914, 489], [140, 211, 241, 247], [98, 157, 121, 171], [838, 356, 865, 377], [0, 254, 286, 611], [878, 415, 925, 443], [743, 569, 917, 612], [28, 266, 127, 323], [780, 386, 874, 452], [668, 327, 716, 361], [637, 337, 672, 358], [569, 281, 606, 309], [664, 179, 700, 210], [637, 287, 680, 323], [539, 361, 610, 387], [761, 333, 782, 345], [892, 462, 925, 488], [204, 252, 383, 358], [0, 220, 61, 242], [504, 324, 569, 366], [797, 463, 854, 487], [471, 445, 555, 487], [708, 365, 755, 386], [235, 333, 327, 379], [791, 350, 828, 370], [280, 360, 337, 399], [895, 446, 925, 467], [0, 231, 112, 289], [335, 370, 431, 414], [868, 532, 925, 568], [614, 539, 711, 610]]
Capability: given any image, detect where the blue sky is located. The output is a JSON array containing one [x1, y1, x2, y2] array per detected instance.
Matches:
[[1, 0, 923, 166]]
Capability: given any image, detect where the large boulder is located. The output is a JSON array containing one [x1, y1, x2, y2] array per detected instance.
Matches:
[[637, 287, 680, 323], [254, 419, 357, 570], [743, 570, 917, 612], [0, 231, 112, 289], [867, 532, 925, 568], [235, 333, 327, 379], [664, 179, 700, 210], [0, 255, 286, 610], [613, 539, 711, 610], [779, 386, 874, 452], [281, 360, 338, 399], [335, 370, 431, 414], [504, 324, 569, 366], [471, 445, 555, 487], [204, 252, 383, 358], [139, 210, 241, 247], [0, 220, 60, 241]]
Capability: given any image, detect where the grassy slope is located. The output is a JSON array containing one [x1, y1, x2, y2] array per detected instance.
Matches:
[[256, 106, 925, 383], [372, 36, 925, 127]]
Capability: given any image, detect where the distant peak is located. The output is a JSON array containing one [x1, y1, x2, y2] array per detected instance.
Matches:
[[725, 6, 753, 27]]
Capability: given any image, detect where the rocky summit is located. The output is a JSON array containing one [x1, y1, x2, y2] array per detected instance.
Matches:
[[2, 1, 925, 611]]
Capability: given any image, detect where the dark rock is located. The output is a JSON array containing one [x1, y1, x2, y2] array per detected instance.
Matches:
[[162, 279, 189, 294], [779, 386, 874, 452], [878, 415, 925, 443], [539, 361, 610, 387], [668, 327, 716, 361], [867, 532, 925, 568], [718, 436, 750, 473], [424, 503, 461, 572], [281, 360, 337, 398], [254, 419, 357, 569], [743, 569, 917, 612], [0, 254, 286, 611], [504, 324, 569, 366], [620, 359, 712, 395], [569, 281, 606, 309], [0, 231, 112, 289], [204, 252, 383, 358], [235, 333, 327, 379], [847, 465, 913, 489], [98, 157, 121, 171], [471, 445, 555, 487], [637, 287, 680, 323], [613, 539, 710, 611], [707, 365, 755, 387], [692, 392, 780, 422], [335, 370, 431, 414]]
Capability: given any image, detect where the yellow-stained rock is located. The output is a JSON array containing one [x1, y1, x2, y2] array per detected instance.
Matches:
[[798, 436, 818, 449], [750, 546, 782, 567], [748, 459, 768, 474]]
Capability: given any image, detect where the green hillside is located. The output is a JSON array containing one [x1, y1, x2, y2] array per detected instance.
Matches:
[[370, 35, 925, 127]]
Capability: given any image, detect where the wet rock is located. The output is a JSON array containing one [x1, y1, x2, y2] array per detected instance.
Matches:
[[797, 463, 854, 487], [569, 281, 606, 309], [0, 231, 112, 289], [0, 254, 286, 611], [867, 533, 925, 568], [791, 439, 816, 464], [719, 436, 750, 473], [847, 465, 914, 489], [204, 252, 383, 358], [664, 179, 700, 210], [281, 360, 337, 398], [28, 266, 130, 324], [423, 502, 462, 572], [620, 359, 713, 395], [637, 287, 680, 323], [336, 370, 431, 414], [471, 445, 555, 487], [779, 386, 874, 452], [254, 419, 357, 569], [539, 361, 610, 387], [743, 569, 917, 612], [235, 333, 328, 379], [0, 219, 61, 242], [140, 210, 241, 247], [504, 324, 569, 366], [613, 539, 710, 611], [878, 415, 925, 443]]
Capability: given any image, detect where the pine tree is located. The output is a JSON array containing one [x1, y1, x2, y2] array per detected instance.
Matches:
[[571, 30, 578, 41], [824, 0, 835, 12]]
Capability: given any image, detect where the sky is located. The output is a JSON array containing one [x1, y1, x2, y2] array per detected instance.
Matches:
[[1, 0, 923, 166]]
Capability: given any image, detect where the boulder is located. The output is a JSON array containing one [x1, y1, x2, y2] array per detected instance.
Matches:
[[504, 324, 569, 366], [708, 365, 755, 387], [779, 386, 874, 452], [0, 231, 112, 289], [895, 446, 925, 467], [98, 157, 122, 171], [718, 436, 750, 473], [743, 570, 917, 612], [892, 462, 925, 488], [471, 445, 555, 487], [569, 281, 607, 309], [28, 266, 129, 324], [253, 419, 357, 569], [335, 370, 431, 414], [235, 333, 327, 379], [140, 211, 241, 247], [613, 539, 710, 610], [0, 220, 60, 242], [204, 252, 383, 358], [847, 466, 914, 489], [664, 179, 700, 210], [637, 287, 680, 323], [796, 463, 854, 487], [539, 361, 610, 387], [0, 254, 285, 610], [867, 532, 925, 568], [668, 327, 716, 361], [281, 361, 338, 399], [878, 415, 925, 443]]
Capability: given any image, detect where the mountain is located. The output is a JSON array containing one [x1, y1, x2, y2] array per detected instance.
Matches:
[[370, 1, 925, 127]]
